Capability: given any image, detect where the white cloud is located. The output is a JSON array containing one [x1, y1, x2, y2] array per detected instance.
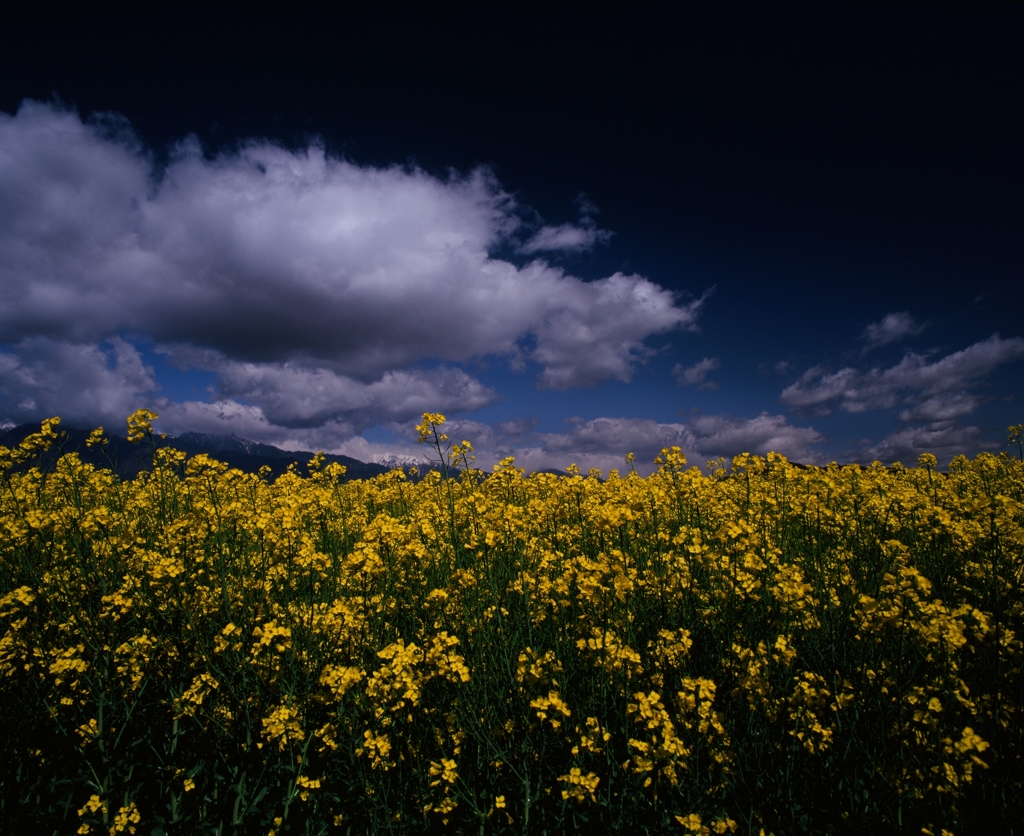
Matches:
[[519, 222, 612, 254], [531, 278, 707, 389], [673, 357, 720, 389], [0, 100, 703, 437], [155, 399, 286, 440], [861, 311, 925, 352], [781, 334, 1024, 417]]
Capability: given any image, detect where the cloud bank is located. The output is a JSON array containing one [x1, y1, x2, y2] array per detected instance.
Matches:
[[522, 412, 825, 474], [0, 100, 705, 435], [409, 413, 827, 476], [859, 423, 991, 466], [781, 334, 1024, 417]]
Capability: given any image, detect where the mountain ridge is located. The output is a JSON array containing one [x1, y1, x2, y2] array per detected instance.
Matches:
[[0, 423, 397, 481]]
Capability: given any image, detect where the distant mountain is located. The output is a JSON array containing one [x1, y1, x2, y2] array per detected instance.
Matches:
[[373, 453, 431, 470], [0, 424, 394, 482], [174, 432, 276, 456], [163, 431, 393, 481]]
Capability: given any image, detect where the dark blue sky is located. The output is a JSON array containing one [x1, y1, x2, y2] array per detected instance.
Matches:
[[1, 4, 1022, 471]]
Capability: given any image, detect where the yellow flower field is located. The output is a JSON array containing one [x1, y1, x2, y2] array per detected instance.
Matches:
[[1, 411, 1021, 834]]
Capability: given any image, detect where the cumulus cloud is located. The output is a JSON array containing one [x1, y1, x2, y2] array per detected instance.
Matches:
[[781, 334, 1024, 417], [861, 311, 925, 353], [156, 399, 287, 441], [0, 338, 158, 428], [0, 100, 703, 441], [218, 363, 495, 430], [11, 344, 501, 449], [531, 280, 707, 389], [683, 413, 826, 464], [673, 357, 720, 389]]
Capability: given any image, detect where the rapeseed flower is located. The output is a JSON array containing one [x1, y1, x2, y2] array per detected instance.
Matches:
[[1, 414, 1022, 833]]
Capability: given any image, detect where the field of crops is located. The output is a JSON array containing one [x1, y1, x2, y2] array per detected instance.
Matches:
[[1, 411, 1022, 835]]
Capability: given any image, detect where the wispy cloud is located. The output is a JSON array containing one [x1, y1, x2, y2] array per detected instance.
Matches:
[[518, 192, 612, 254], [673, 357, 720, 389], [519, 222, 612, 254], [781, 334, 1024, 417], [861, 312, 925, 353], [0, 101, 706, 433]]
